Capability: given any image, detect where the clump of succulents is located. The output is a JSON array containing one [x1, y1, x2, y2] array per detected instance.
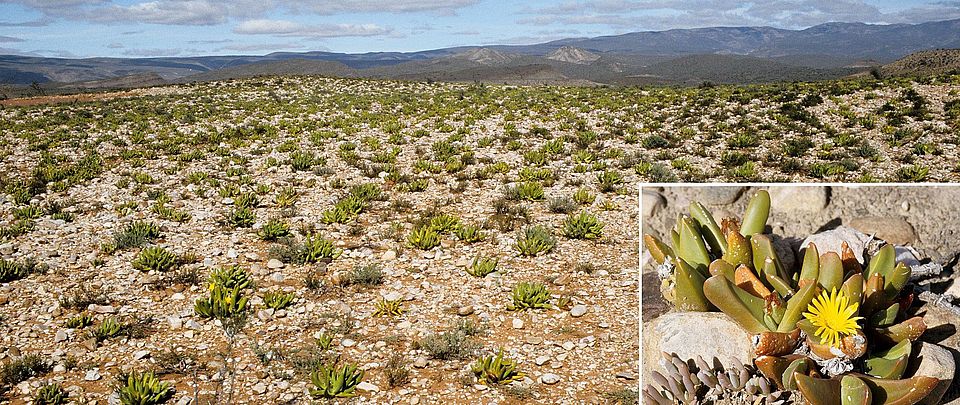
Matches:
[[644, 351, 787, 404], [309, 363, 364, 398], [372, 298, 404, 317], [507, 281, 553, 311], [472, 349, 524, 385], [115, 371, 173, 405], [515, 225, 556, 256], [643, 190, 941, 404], [195, 266, 251, 321], [131, 246, 177, 272]]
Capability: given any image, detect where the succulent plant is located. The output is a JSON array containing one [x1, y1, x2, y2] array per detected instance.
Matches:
[[91, 317, 124, 342], [298, 234, 340, 263], [515, 225, 556, 256], [373, 298, 404, 317], [258, 218, 290, 241], [562, 211, 604, 240], [507, 281, 553, 311], [309, 363, 364, 398], [195, 285, 249, 320], [132, 246, 177, 272], [408, 225, 441, 250], [115, 371, 173, 405], [466, 255, 498, 277], [454, 223, 486, 243], [33, 383, 68, 405], [643, 189, 941, 404], [643, 351, 787, 404], [263, 291, 295, 310], [64, 313, 94, 329], [208, 265, 252, 290], [472, 349, 524, 385]]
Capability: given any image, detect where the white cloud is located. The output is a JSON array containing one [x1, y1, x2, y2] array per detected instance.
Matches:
[[234, 19, 392, 38]]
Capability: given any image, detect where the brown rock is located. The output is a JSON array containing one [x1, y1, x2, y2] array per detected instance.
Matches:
[[849, 217, 917, 245]]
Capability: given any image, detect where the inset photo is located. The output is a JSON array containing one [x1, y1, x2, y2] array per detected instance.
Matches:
[[641, 185, 959, 404]]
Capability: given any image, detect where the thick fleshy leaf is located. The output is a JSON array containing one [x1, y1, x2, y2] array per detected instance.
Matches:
[[869, 303, 899, 328], [703, 275, 770, 333], [840, 375, 872, 405], [871, 317, 927, 346], [740, 189, 770, 236], [864, 339, 911, 379], [709, 259, 736, 282], [764, 258, 795, 298], [840, 242, 863, 275], [799, 243, 820, 288], [856, 374, 940, 405], [689, 201, 727, 255], [735, 264, 772, 298], [818, 252, 844, 291], [783, 357, 814, 391], [755, 328, 801, 357], [756, 355, 806, 389], [884, 262, 910, 301], [643, 234, 673, 264], [678, 216, 711, 275], [778, 282, 818, 332], [751, 234, 786, 281], [861, 273, 887, 317], [866, 244, 895, 281], [722, 228, 752, 267], [795, 373, 842, 405], [673, 257, 711, 311], [841, 273, 864, 316], [807, 330, 868, 360]]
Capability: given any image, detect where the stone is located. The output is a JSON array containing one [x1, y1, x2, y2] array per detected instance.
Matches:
[[88, 304, 116, 314], [540, 373, 560, 385], [382, 250, 397, 261], [81, 337, 98, 351], [413, 357, 428, 368], [54, 329, 68, 343], [167, 316, 182, 330], [252, 382, 267, 394], [257, 309, 274, 321], [616, 371, 638, 380], [84, 369, 101, 381], [800, 226, 873, 264], [267, 259, 284, 269], [535, 356, 550, 366], [641, 190, 667, 218], [642, 311, 754, 382], [561, 342, 575, 351], [342, 338, 356, 347], [946, 279, 960, 299], [357, 381, 379, 392], [457, 305, 474, 316], [698, 186, 745, 205], [569, 304, 588, 318], [849, 217, 917, 245], [768, 186, 829, 213], [910, 342, 956, 405], [133, 350, 150, 360], [512, 318, 524, 329]]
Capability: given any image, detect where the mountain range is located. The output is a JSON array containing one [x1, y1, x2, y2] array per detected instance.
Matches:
[[2, 18, 960, 90]]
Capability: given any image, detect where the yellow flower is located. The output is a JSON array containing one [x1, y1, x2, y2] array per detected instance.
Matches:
[[803, 288, 863, 348]]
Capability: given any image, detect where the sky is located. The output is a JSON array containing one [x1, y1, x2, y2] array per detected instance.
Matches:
[[0, 0, 958, 58]]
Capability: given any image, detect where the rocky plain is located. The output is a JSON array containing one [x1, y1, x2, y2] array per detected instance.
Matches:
[[0, 77, 640, 404]]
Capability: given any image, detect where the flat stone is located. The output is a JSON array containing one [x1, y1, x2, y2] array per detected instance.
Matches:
[[512, 318, 524, 329], [83, 369, 101, 381], [535, 356, 550, 366], [910, 342, 956, 405], [252, 382, 267, 394], [561, 342, 575, 351], [641, 190, 667, 218], [457, 305, 475, 316], [413, 357, 428, 368], [697, 186, 745, 205], [167, 316, 182, 330], [642, 311, 753, 383], [267, 259, 284, 269], [133, 350, 150, 360], [54, 329, 68, 343], [616, 371, 638, 380], [342, 338, 356, 347], [768, 186, 829, 213], [357, 382, 379, 392], [81, 337, 98, 351], [800, 226, 873, 264], [946, 279, 960, 299], [88, 305, 116, 314], [849, 217, 917, 245], [540, 373, 560, 385], [382, 250, 397, 261], [569, 304, 587, 318]]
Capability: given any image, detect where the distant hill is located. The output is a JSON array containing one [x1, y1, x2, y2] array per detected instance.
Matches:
[[878, 49, 960, 77], [2, 18, 960, 87], [181, 59, 356, 82]]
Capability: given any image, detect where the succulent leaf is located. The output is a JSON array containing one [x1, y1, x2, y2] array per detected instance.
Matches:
[[722, 228, 752, 267], [783, 357, 814, 391], [799, 243, 820, 288], [864, 339, 911, 379], [673, 258, 711, 311], [678, 217, 711, 275], [778, 282, 818, 332], [643, 234, 673, 264], [818, 252, 844, 291], [740, 190, 770, 237], [871, 317, 927, 346], [856, 374, 939, 405], [689, 201, 727, 255], [865, 244, 895, 281], [795, 372, 841, 405], [841, 273, 864, 316], [703, 275, 770, 333], [735, 264, 772, 298], [840, 375, 872, 405], [709, 259, 737, 282]]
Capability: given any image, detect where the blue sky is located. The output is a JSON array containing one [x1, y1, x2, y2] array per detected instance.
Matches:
[[0, 0, 958, 58]]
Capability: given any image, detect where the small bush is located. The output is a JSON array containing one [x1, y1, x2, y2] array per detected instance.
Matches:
[[263, 291, 295, 310], [115, 371, 173, 405], [226, 206, 255, 228], [258, 218, 290, 241], [472, 350, 524, 385], [373, 298, 404, 318], [384, 354, 411, 388], [547, 196, 576, 213], [309, 363, 364, 399], [416, 330, 478, 360], [454, 223, 485, 243], [0, 354, 51, 388], [466, 256, 498, 278], [408, 225, 441, 250], [110, 221, 160, 252], [342, 263, 384, 287], [33, 383, 68, 404], [596, 170, 624, 193]]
